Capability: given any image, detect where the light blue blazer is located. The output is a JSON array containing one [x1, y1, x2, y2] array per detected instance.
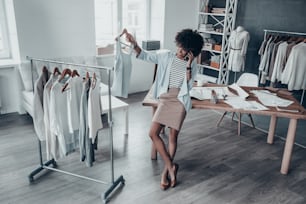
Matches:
[[137, 50, 197, 112]]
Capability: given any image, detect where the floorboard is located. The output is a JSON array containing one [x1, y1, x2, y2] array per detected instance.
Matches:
[[0, 91, 306, 204]]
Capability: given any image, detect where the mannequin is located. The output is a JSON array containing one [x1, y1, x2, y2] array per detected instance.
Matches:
[[228, 26, 250, 81]]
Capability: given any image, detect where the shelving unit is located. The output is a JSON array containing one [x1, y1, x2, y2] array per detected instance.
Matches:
[[197, 0, 238, 84]]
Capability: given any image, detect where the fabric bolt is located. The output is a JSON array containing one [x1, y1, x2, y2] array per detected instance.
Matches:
[[88, 77, 103, 143], [281, 42, 306, 91], [137, 50, 197, 112], [152, 88, 186, 131], [228, 26, 250, 72], [33, 68, 50, 141], [111, 40, 132, 98]]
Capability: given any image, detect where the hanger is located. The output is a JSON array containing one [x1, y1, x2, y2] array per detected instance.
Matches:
[[58, 68, 72, 82], [91, 72, 97, 89], [72, 69, 80, 77], [53, 67, 61, 75], [115, 28, 133, 48], [42, 66, 48, 73]]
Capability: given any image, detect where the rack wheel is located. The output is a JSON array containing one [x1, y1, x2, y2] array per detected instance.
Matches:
[[52, 161, 57, 168], [28, 176, 34, 183]]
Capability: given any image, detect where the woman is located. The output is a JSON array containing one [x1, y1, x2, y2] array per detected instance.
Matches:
[[125, 28, 203, 190]]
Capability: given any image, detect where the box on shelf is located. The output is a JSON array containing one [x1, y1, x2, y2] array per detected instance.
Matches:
[[203, 42, 213, 50], [213, 44, 222, 51], [210, 61, 220, 69]]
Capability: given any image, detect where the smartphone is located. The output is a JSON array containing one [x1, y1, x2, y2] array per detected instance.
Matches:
[[184, 55, 189, 61], [184, 50, 192, 61]]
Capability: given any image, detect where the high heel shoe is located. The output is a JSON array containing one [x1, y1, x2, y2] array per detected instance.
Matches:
[[170, 163, 179, 188], [160, 181, 170, 190]]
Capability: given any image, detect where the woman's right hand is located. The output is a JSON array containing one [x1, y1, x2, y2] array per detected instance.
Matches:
[[125, 31, 136, 45]]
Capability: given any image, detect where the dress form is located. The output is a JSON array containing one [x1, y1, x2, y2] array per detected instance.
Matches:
[[228, 26, 250, 82]]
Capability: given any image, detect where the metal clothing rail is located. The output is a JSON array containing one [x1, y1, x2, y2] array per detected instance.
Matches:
[[262, 29, 306, 105], [26, 56, 124, 203]]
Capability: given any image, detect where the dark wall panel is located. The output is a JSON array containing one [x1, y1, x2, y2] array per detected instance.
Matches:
[[235, 0, 306, 76]]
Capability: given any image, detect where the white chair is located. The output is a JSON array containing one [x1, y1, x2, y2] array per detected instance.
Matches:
[[217, 73, 258, 136]]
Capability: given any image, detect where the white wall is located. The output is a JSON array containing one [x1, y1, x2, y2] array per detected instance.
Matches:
[[163, 0, 198, 52], [13, 0, 96, 60]]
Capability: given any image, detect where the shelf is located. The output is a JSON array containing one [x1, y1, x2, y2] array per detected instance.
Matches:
[[198, 12, 226, 17], [202, 48, 222, 54], [197, 64, 220, 71], [198, 30, 224, 36]]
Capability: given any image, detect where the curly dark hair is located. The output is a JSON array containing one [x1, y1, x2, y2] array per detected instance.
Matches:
[[175, 29, 204, 57]]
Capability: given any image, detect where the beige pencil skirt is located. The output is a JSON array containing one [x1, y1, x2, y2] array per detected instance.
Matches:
[[152, 88, 186, 131]]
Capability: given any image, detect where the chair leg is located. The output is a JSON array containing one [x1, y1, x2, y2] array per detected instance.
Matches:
[[217, 111, 228, 127], [248, 114, 256, 128], [238, 113, 241, 136]]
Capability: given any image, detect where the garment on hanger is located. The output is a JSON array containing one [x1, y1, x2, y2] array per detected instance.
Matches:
[[88, 76, 103, 143], [228, 26, 250, 72], [79, 76, 95, 167], [281, 42, 306, 90], [33, 66, 50, 141], [270, 41, 288, 83], [111, 39, 132, 98], [49, 77, 78, 160], [43, 72, 60, 160], [65, 75, 83, 134]]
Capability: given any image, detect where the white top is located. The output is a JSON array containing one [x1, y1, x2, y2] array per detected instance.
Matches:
[[66, 76, 83, 133], [88, 77, 103, 143], [271, 42, 288, 82], [281, 42, 306, 90]]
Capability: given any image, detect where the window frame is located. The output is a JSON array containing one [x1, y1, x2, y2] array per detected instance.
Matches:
[[0, 0, 11, 59], [94, 0, 152, 55]]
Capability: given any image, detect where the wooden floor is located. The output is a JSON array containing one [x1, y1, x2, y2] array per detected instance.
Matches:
[[1, 91, 306, 204]]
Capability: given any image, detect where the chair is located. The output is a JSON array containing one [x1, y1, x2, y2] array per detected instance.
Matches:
[[216, 73, 259, 136]]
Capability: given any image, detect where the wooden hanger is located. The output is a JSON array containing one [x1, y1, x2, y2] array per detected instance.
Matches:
[[58, 68, 72, 82], [115, 28, 127, 41], [72, 69, 80, 77], [42, 66, 48, 73], [115, 28, 133, 48], [53, 67, 61, 75], [91, 72, 97, 89]]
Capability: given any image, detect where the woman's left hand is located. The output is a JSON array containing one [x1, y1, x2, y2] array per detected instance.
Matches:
[[186, 51, 194, 67]]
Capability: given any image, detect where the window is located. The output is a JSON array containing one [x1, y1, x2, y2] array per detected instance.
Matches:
[[94, 0, 151, 55], [0, 0, 11, 59]]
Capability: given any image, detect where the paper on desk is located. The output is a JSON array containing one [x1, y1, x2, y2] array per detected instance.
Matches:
[[228, 83, 249, 99], [224, 98, 269, 111], [251, 90, 293, 107], [190, 86, 236, 100]]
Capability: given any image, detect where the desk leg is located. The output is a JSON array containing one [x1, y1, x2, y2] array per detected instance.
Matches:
[[151, 107, 157, 160], [124, 107, 129, 136], [280, 118, 297, 175], [267, 115, 277, 144]]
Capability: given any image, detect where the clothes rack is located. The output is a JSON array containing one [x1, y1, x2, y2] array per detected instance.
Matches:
[[26, 56, 124, 203], [261, 29, 306, 105]]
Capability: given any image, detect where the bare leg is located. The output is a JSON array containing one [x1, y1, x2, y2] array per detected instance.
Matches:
[[161, 128, 179, 185], [149, 122, 176, 188]]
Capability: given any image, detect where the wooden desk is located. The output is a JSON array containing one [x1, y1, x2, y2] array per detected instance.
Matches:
[[142, 85, 306, 175]]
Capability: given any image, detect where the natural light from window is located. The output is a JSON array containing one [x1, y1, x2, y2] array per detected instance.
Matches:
[[95, 0, 148, 55]]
